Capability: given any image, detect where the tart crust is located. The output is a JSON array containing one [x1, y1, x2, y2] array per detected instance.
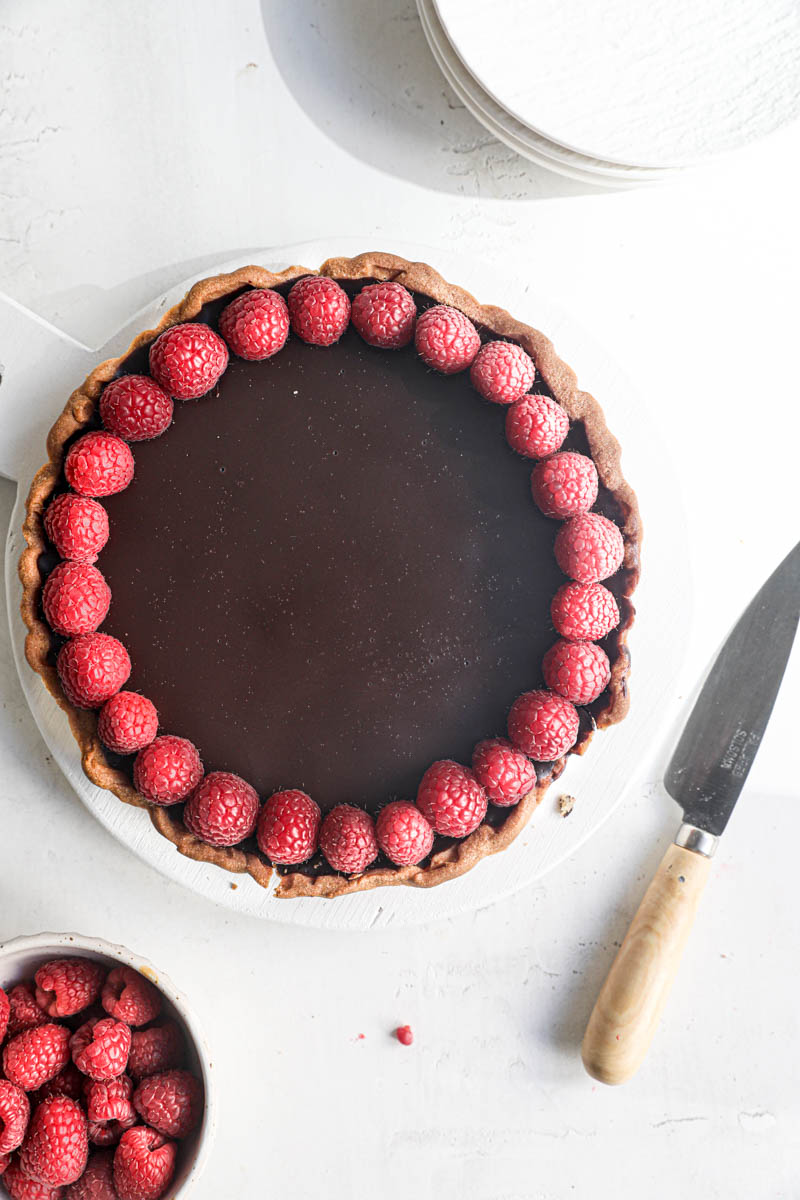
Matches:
[[19, 252, 641, 899]]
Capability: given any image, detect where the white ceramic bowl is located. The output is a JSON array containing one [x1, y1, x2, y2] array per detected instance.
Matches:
[[0, 931, 216, 1198]]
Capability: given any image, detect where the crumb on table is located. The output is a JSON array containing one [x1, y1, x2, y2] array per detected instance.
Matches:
[[558, 794, 576, 817]]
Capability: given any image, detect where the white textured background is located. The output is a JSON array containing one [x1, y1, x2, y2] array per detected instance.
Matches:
[[1, 3, 799, 1197]]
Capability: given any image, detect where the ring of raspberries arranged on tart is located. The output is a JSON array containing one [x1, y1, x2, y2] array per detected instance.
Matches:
[[20, 253, 639, 899]]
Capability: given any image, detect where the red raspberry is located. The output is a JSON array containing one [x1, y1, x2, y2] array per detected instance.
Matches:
[[414, 305, 480, 374], [2, 1156, 63, 1199], [133, 1070, 201, 1141], [394, 1025, 414, 1046], [0, 986, 9, 1043], [34, 960, 105, 1020], [3, 1025, 71, 1092], [64, 1150, 115, 1200], [65, 432, 134, 499], [554, 512, 624, 584], [507, 689, 579, 761], [57, 633, 131, 710], [148, 322, 228, 400], [416, 760, 488, 837], [35, 1064, 84, 1105], [471, 738, 537, 807], [470, 340, 535, 405], [542, 639, 611, 705], [70, 1020, 130, 1083], [113, 1126, 176, 1200], [101, 969, 161, 1030], [351, 281, 416, 349], [5, 987, 48, 1040], [183, 770, 259, 847], [319, 805, 379, 874], [99, 376, 173, 443], [550, 580, 620, 641], [133, 736, 203, 805], [85, 1077, 136, 1147], [19, 1096, 88, 1187], [97, 692, 158, 756], [531, 451, 598, 519], [126, 1024, 183, 1083], [505, 393, 569, 459], [42, 563, 111, 637], [375, 801, 434, 867], [0, 1081, 30, 1154], [256, 789, 321, 865], [287, 276, 351, 346], [219, 288, 290, 360], [44, 494, 109, 564], [0, 1153, 8, 1177]]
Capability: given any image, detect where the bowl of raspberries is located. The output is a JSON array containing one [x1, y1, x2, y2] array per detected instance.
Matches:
[[0, 932, 214, 1199]]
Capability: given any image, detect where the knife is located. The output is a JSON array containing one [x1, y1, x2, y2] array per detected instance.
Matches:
[[582, 540, 800, 1085]]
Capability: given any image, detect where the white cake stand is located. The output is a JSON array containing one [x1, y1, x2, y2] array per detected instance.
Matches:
[[2, 239, 689, 929]]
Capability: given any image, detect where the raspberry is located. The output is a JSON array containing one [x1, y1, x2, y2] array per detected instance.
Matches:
[[97, 692, 158, 756], [470, 340, 535, 405], [414, 305, 480, 374], [133, 1070, 202, 1140], [531, 451, 598, 519], [0, 1081, 30, 1154], [5, 988, 48, 1040], [34, 960, 105, 1020], [505, 393, 569, 459], [319, 805, 379, 874], [85, 1077, 136, 1147], [256, 789, 321, 865], [70, 1020, 131, 1082], [42, 563, 111, 637], [471, 738, 537, 807], [64, 1150, 115, 1200], [542, 639, 611, 705], [375, 801, 434, 867], [219, 288, 290, 360], [550, 581, 620, 641], [101, 969, 161, 1030], [507, 689, 580, 761], [44, 494, 109, 564], [148, 322, 228, 400], [394, 1025, 414, 1046], [351, 281, 416, 349], [57, 633, 131, 710], [133, 735, 203, 806], [35, 1064, 84, 1105], [99, 376, 173, 442], [416, 760, 488, 837], [287, 276, 351, 346], [0, 1153, 8, 1177], [19, 1096, 88, 1187], [183, 770, 259, 847], [64, 432, 134, 499], [2, 1156, 63, 1199], [113, 1126, 176, 1200], [126, 1024, 183, 1083], [554, 512, 624, 584], [0, 986, 9, 1044], [3, 1025, 71, 1092]]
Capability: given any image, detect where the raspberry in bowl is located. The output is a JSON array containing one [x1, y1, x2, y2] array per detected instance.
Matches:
[[0, 932, 215, 1199]]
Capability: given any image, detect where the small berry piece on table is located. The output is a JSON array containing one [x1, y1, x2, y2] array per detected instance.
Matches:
[[507, 689, 580, 761], [133, 736, 203, 806], [550, 580, 620, 641], [414, 305, 480, 374], [148, 322, 228, 400], [416, 760, 488, 837], [99, 376, 173, 442], [471, 738, 537, 807], [505, 393, 569, 458], [531, 451, 598, 520], [219, 287, 290, 360], [44, 494, 109, 564], [375, 801, 434, 867], [319, 805, 379, 874], [394, 1025, 414, 1046], [65, 432, 134, 499], [351, 281, 416, 349], [470, 340, 535, 405], [256, 789, 321, 865], [287, 276, 351, 346]]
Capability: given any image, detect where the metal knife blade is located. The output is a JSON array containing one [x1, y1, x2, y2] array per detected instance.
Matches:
[[665, 541, 800, 837]]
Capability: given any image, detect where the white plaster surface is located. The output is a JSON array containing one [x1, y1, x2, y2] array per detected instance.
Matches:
[[0, 3, 798, 1197]]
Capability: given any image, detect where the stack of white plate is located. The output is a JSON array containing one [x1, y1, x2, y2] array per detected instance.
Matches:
[[418, 0, 800, 187]]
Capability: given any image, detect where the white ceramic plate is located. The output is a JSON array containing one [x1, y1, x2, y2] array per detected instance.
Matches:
[[434, 0, 800, 169], [2, 238, 689, 929]]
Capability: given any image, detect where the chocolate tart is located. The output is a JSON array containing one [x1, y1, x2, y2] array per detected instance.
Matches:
[[19, 253, 640, 898]]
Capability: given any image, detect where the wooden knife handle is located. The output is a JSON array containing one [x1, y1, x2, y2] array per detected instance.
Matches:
[[581, 842, 712, 1085]]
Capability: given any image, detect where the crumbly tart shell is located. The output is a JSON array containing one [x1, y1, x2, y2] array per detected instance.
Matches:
[[20, 252, 641, 899]]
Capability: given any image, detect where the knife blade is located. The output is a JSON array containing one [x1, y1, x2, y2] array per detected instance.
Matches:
[[583, 540, 800, 1085]]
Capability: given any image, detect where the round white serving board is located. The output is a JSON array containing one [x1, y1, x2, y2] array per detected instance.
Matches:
[[418, 0, 674, 187], [2, 238, 689, 930], [433, 0, 800, 169]]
